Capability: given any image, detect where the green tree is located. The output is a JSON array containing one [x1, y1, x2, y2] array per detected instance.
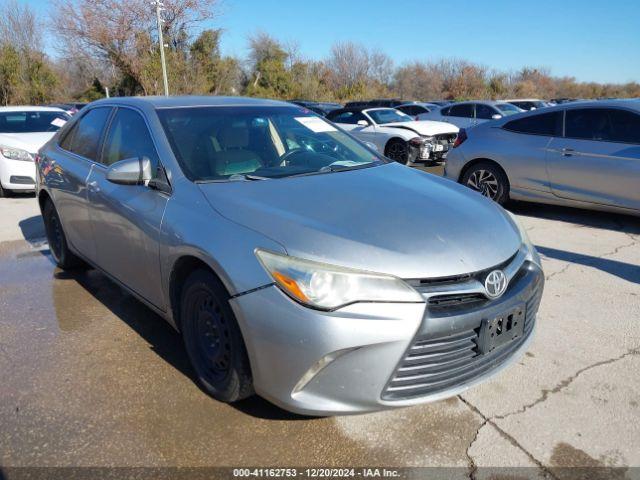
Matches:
[[245, 33, 293, 99], [0, 44, 22, 105]]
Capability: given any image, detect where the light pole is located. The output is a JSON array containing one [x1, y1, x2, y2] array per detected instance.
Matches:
[[154, 0, 169, 96]]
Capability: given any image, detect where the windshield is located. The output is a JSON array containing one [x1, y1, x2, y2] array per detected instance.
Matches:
[[157, 106, 383, 181], [495, 103, 521, 115], [0, 110, 70, 133], [366, 109, 413, 125]]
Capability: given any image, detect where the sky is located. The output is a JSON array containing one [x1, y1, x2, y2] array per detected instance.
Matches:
[[24, 0, 639, 84]]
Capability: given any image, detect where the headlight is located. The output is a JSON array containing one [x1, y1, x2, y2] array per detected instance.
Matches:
[[0, 146, 33, 162], [255, 249, 423, 311], [506, 211, 541, 267]]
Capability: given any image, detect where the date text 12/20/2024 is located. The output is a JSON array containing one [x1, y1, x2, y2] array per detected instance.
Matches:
[[233, 468, 401, 478]]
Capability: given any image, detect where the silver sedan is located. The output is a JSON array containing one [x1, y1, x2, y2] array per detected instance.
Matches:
[[444, 100, 640, 216], [36, 96, 543, 415]]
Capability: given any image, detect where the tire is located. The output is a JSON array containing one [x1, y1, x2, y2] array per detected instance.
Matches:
[[385, 138, 409, 164], [180, 269, 254, 403], [42, 199, 86, 269], [461, 161, 510, 205], [0, 183, 8, 198]]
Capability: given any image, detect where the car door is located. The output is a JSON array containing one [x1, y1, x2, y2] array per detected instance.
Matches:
[[47, 106, 113, 262], [546, 107, 640, 209], [443, 104, 474, 128], [500, 110, 563, 192], [86, 107, 169, 309]]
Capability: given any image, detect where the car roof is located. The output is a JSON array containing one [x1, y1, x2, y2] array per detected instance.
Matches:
[[484, 99, 640, 126], [0, 106, 67, 113], [451, 100, 512, 106], [90, 96, 292, 109], [397, 102, 438, 108], [504, 99, 544, 102]]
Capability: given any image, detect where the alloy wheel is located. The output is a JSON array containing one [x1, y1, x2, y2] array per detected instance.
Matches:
[[467, 169, 499, 200], [387, 142, 408, 163]]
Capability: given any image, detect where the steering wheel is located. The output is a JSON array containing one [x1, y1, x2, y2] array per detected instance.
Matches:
[[280, 148, 308, 166]]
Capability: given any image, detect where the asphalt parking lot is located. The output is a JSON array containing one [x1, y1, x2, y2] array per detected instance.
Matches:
[[0, 180, 639, 478]]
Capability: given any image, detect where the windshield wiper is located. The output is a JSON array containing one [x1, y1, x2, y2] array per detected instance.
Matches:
[[227, 174, 270, 181], [285, 162, 381, 179]]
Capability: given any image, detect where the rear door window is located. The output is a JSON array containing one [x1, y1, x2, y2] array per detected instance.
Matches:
[[503, 111, 563, 136], [475, 104, 498, 120], [448, 104, 474, 118], [565, 108, 612, 141], [606, 109, 640, 144], [60, 107, 112, 161]]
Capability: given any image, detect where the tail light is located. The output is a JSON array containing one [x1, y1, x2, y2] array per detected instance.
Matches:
[[452, 129, 467, 148], [34, 154, 42, 164]]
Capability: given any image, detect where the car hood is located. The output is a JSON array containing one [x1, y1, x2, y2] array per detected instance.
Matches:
[[0, 132, 56, 154], [198, 163, 521, 279], [380, 120, 459, 136]]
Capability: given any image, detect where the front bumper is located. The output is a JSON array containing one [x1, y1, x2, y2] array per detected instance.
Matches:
[[230, 260, 544, 415], [0, 157, 36, 191]]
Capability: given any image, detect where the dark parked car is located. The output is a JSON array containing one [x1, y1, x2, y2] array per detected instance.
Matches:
[[344, 99, 405, 108], [289, 100, 342, 117]]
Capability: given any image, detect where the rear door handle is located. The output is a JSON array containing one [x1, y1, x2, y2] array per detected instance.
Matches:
[[562, 148, 575, 157], [87, 181, 100, 192]]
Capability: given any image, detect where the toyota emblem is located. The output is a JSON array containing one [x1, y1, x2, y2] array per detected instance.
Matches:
[[484, 270, 508, 299]]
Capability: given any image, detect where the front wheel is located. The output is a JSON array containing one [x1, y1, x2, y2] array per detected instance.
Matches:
[[385, 139, 409, 164], [180, 269, 254, 403], [461, 162, 510, 204]]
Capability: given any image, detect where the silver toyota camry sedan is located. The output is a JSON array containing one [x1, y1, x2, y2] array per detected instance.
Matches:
[[36, 96, 543, 415]]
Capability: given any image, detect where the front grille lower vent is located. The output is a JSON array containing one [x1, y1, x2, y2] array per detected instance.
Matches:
[[383, 278, 541, 400]]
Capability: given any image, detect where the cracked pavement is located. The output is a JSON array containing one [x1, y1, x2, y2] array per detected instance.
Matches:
[[1, 193, 639, 476]]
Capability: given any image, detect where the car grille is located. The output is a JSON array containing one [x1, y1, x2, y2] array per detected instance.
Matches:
[[383, 265, 542, 400]]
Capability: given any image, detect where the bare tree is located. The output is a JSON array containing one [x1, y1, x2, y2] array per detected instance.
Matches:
[[0, 0, 43, 53], [51, 0, 220, 94], [326, 41, 370, 93], [369, 49, 394, 86]]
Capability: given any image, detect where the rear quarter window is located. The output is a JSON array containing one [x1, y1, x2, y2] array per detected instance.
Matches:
[[503, 111, 563, 136]]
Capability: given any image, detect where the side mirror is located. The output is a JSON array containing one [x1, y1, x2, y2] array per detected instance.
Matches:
[[491, 114, 503, 120], [357, 120, 369, 127], [106, 157, 152, 185]]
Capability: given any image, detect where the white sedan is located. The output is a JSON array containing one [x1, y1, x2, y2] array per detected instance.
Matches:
[[326, 107, 458, 165], [0, 107, 70, 196]]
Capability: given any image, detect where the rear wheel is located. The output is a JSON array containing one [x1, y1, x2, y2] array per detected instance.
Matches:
[[461, 162, 510, 204], [42, 200, 86, 269], [385, 139, 409, 164], [180, 269, 254, 403]]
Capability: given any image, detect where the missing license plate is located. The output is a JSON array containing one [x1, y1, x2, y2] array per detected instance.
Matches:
[[478, 305, 525, 354]]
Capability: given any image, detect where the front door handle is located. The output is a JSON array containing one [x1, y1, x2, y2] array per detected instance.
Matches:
[[562, 148, 575, 157]]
